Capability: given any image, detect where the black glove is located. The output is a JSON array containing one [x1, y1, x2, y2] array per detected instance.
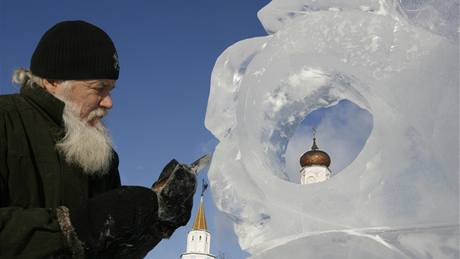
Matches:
[[62, 186, 162, 259], [152, 159, 197, 237]]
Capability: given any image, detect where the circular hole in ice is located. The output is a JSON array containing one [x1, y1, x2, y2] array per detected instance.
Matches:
[[283, 99, 373, 184]]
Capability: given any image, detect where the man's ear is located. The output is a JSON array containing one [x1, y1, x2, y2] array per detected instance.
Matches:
[[42, 79, 59, 94]]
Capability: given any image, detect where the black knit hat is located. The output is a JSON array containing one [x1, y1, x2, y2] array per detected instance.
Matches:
[[31, 20, 119, 80]]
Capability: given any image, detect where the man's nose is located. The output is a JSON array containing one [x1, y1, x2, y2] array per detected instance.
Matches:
[[100, 94, 113, 109]]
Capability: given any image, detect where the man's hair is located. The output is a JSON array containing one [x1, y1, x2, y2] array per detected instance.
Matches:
[[12, 68, 44, 88], [12, 68, 70, 90]]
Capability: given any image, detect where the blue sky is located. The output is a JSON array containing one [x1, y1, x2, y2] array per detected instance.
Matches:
[[0, 0, 270, 258]]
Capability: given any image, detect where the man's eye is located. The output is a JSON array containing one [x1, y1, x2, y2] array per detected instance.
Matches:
[[94, 86, 113, 95]]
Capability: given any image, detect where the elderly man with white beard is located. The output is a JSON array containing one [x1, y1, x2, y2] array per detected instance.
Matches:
[[0, 21, 197, 259]]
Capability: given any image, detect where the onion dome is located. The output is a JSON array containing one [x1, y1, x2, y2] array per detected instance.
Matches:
[[300, 133, 331, 167]]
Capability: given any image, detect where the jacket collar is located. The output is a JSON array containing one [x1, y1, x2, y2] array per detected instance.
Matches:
[[20, 86, 65, 127]]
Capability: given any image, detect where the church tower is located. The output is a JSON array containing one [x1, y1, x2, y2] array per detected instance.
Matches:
[[181, 180, 216, 259], [300, 128, 332, 184]]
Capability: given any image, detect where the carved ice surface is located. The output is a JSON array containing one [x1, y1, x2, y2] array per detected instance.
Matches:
[[204, 0, 459, 258]]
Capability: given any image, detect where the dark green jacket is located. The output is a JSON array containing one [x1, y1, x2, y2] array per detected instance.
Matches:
[[0, 86, 121, 258]]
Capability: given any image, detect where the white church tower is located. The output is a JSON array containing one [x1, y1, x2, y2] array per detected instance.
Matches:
[[300, 128, 332, 184], [181, 180, 216, 259]]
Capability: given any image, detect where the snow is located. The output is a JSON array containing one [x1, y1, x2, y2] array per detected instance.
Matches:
[[204, 0, 459, 258]]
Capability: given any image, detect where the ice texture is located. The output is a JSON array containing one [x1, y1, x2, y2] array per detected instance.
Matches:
[[204, 0, 459, 258]]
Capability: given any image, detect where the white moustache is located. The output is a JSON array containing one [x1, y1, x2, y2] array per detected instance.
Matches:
[[86, 108, 108, 123]]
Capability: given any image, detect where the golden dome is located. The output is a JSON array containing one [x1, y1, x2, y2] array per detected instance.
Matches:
[[299, 134, 331, 167], [300, 150, 331, 167]]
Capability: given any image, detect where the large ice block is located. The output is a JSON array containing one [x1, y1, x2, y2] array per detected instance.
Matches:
[[205, 0, 459, 258]]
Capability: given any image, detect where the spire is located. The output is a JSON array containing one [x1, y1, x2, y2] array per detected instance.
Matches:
[[311, 127, 319, 150], [192, 179, 208, 231]]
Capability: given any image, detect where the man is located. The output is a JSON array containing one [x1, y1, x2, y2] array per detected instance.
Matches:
[[0, 20, 197, 258]]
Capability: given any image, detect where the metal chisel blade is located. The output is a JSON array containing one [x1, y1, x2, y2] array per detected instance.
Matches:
[[190, 153, 212, 175]]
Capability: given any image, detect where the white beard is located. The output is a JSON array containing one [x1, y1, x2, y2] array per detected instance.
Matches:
[[55, 95, 114, 176]]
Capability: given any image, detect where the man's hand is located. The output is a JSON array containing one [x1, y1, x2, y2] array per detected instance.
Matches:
[[152, 159, 197, 236], [56, 160, 197, 258], [59, 186, 162, 259], [151, 159, 180, 193]]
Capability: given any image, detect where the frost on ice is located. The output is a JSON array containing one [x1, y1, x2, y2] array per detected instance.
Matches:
[[204, 0, 459, 258]]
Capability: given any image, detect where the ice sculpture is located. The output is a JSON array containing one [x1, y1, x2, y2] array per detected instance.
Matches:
[[204, 0, 459, 258]]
